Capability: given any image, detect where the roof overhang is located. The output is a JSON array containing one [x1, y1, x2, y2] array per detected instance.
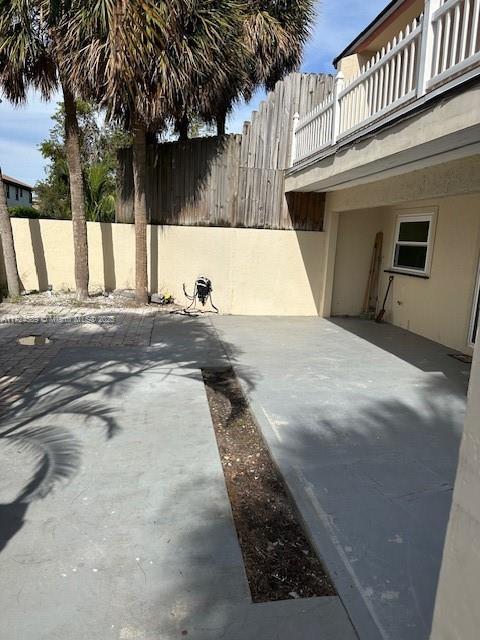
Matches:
[[2, 175, 33, 190]]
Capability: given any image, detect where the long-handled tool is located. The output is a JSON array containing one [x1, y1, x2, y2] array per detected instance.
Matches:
[[375, 275, 394, 323], [361, 232, 383, 318]]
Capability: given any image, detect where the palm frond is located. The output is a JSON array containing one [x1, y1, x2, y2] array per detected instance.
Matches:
[[0, 0, 58, 103]]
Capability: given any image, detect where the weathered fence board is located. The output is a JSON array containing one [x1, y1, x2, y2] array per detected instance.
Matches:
[[116, 72, 334, 230]]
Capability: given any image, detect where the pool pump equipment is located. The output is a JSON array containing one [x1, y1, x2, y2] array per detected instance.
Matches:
[[183, 276, 219, 314]]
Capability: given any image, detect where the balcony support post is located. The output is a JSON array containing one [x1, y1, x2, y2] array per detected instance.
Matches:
[[417, 0, 442, 96], [290, 111, 300, 166], [332, 71, 345, 145]]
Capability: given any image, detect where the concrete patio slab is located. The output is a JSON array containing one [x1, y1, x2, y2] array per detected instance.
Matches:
[[0, 348, 246, 639], [212, 316, 470, 640], [0, 335, 356, 640]]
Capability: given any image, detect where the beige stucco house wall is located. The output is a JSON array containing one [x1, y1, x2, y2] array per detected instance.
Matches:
[[430, 334, 480, 640], [331, 193, 480, 353], [284, 64, 480, 355], [286, 84, 480, 195], [292, 151, 480, 353], [5, 157, 479, 350], [7, 218, 326, 316]]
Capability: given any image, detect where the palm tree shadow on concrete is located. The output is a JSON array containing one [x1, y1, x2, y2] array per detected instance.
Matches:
[[0, 426, 82, 553], [262, 378, 466, 640], [0, 312, 257, 559], [0, 413, 117, 554]]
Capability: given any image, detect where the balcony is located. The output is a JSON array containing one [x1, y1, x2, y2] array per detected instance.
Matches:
[[292, 0, 480, 166]]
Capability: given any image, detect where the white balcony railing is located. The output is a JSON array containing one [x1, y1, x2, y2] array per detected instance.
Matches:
[[339, 17, 422, 136], [293, 95, 335, 163], [292, 0, 480, 165], [429, 0, 480, 85]]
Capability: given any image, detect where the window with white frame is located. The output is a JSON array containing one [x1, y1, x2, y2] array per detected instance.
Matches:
[[470, 260, 480, 346], [392, 213, 435, 275]]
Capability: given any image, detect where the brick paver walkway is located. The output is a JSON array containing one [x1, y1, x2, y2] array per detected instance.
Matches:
[[0, 303, 158, 414]]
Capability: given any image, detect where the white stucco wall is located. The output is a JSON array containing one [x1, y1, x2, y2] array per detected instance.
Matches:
[[429, 339, 480, 640], [7, 219, 326, 316], [331, 193, 480, 353]]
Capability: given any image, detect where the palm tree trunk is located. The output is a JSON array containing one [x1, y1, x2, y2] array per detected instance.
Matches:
[[177, 114, 189, 141], [0, 170, 21, 297], [132, 117, 149, 305], [216, 109, 227, 136], [62, 83, 89, 301], [146, 129, 157, 145]]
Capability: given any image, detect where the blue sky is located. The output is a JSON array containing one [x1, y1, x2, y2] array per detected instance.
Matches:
[[0, 0, 387, 186]]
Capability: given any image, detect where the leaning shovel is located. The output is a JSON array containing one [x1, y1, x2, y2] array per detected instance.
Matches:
[[375, 276, 394, 323]]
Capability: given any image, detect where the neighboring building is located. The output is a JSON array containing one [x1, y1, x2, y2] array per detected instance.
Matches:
[[288, 0, 480, 356], [2, 174, 33, 208]]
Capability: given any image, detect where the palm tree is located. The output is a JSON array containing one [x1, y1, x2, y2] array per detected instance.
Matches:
[[0, 168, 21, 297], [183, 0, 315, 136], [0, 0, 89, 300], [62, 84, 89, 299], [62, 0, 245, 304]]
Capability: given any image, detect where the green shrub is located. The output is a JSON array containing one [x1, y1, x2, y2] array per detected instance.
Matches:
[[9, 206, 42, 219]]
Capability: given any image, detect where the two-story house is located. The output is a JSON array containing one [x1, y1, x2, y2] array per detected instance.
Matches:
[[3, 174, 34, 208], [288, 0, 480, 356]]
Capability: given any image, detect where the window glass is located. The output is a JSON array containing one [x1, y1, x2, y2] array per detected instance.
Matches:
[[392, 213, 434, 274], [394, 245, 428, 270], [398, 220, 429, 242], [473, 289, 479, 344]]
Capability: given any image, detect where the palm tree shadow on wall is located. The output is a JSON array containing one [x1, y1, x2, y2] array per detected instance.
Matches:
[[0, 226, 25, 298], [0, 219, 47, 296], [100, 222, 116, 291], [28, 218, 49, 291]]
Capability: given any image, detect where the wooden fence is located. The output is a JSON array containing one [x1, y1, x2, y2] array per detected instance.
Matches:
[[116, 72, 333, 231]]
